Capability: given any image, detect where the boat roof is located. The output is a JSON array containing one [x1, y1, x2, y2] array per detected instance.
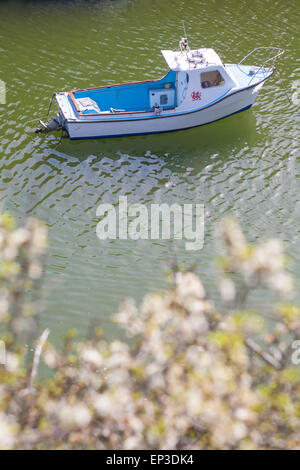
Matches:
[[161, 48, 223, 72]]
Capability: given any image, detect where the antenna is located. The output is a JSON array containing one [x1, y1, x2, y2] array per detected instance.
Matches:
[[179, 21, 190, 54]]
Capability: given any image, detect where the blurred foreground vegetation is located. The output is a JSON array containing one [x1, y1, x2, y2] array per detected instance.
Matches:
[[0, 213, 300, 449]]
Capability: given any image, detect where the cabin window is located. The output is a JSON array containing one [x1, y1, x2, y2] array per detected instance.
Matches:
[[201, 71, 224, 88], [160, 94, 168, 105]]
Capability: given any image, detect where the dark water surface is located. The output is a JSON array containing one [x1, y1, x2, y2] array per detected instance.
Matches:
[[0, 0, 299, 341]]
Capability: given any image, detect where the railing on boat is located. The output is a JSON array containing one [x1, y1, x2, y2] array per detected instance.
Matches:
[[238, 46, 285, 85]]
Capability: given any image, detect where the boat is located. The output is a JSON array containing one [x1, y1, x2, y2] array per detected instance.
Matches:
[[37, 39, 284, 140]]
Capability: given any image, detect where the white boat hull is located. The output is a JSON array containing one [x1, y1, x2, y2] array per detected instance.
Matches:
[[64, 85, 261, 140]]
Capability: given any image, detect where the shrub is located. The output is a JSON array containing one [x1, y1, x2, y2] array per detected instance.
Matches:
[[0, 214, 299, 449]]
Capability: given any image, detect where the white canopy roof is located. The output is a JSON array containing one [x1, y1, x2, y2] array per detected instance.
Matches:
[[161, 48, 223, 72]]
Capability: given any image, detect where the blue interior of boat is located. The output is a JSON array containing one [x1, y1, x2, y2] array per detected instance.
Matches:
[[72, 69, 177, 114]]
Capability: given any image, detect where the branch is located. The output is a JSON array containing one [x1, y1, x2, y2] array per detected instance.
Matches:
[[246, 337, 282, 370], [28, 328, 50, 392]]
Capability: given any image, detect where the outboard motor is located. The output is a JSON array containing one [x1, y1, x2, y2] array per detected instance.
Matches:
[[35, 115, 63, 134]]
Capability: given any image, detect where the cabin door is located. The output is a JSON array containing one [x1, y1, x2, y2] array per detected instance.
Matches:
[[177, 72, 189, 106]]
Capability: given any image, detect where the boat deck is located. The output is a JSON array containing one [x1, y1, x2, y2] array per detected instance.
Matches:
[[70, 70, 177, 115], [225, 64, 273, 88]]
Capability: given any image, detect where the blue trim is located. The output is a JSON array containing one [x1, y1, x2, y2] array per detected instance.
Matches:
[[69, 87, 234, 123], [60, 68, 272, 129], [69, 104, 252, 140], [67, 72, 270, 124]]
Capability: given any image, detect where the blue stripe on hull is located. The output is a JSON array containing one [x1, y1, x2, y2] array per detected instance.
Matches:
[[69, 104, 252, 140]]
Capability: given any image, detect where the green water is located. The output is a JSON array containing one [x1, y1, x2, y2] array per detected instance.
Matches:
[[0, 0, 299, 341]]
